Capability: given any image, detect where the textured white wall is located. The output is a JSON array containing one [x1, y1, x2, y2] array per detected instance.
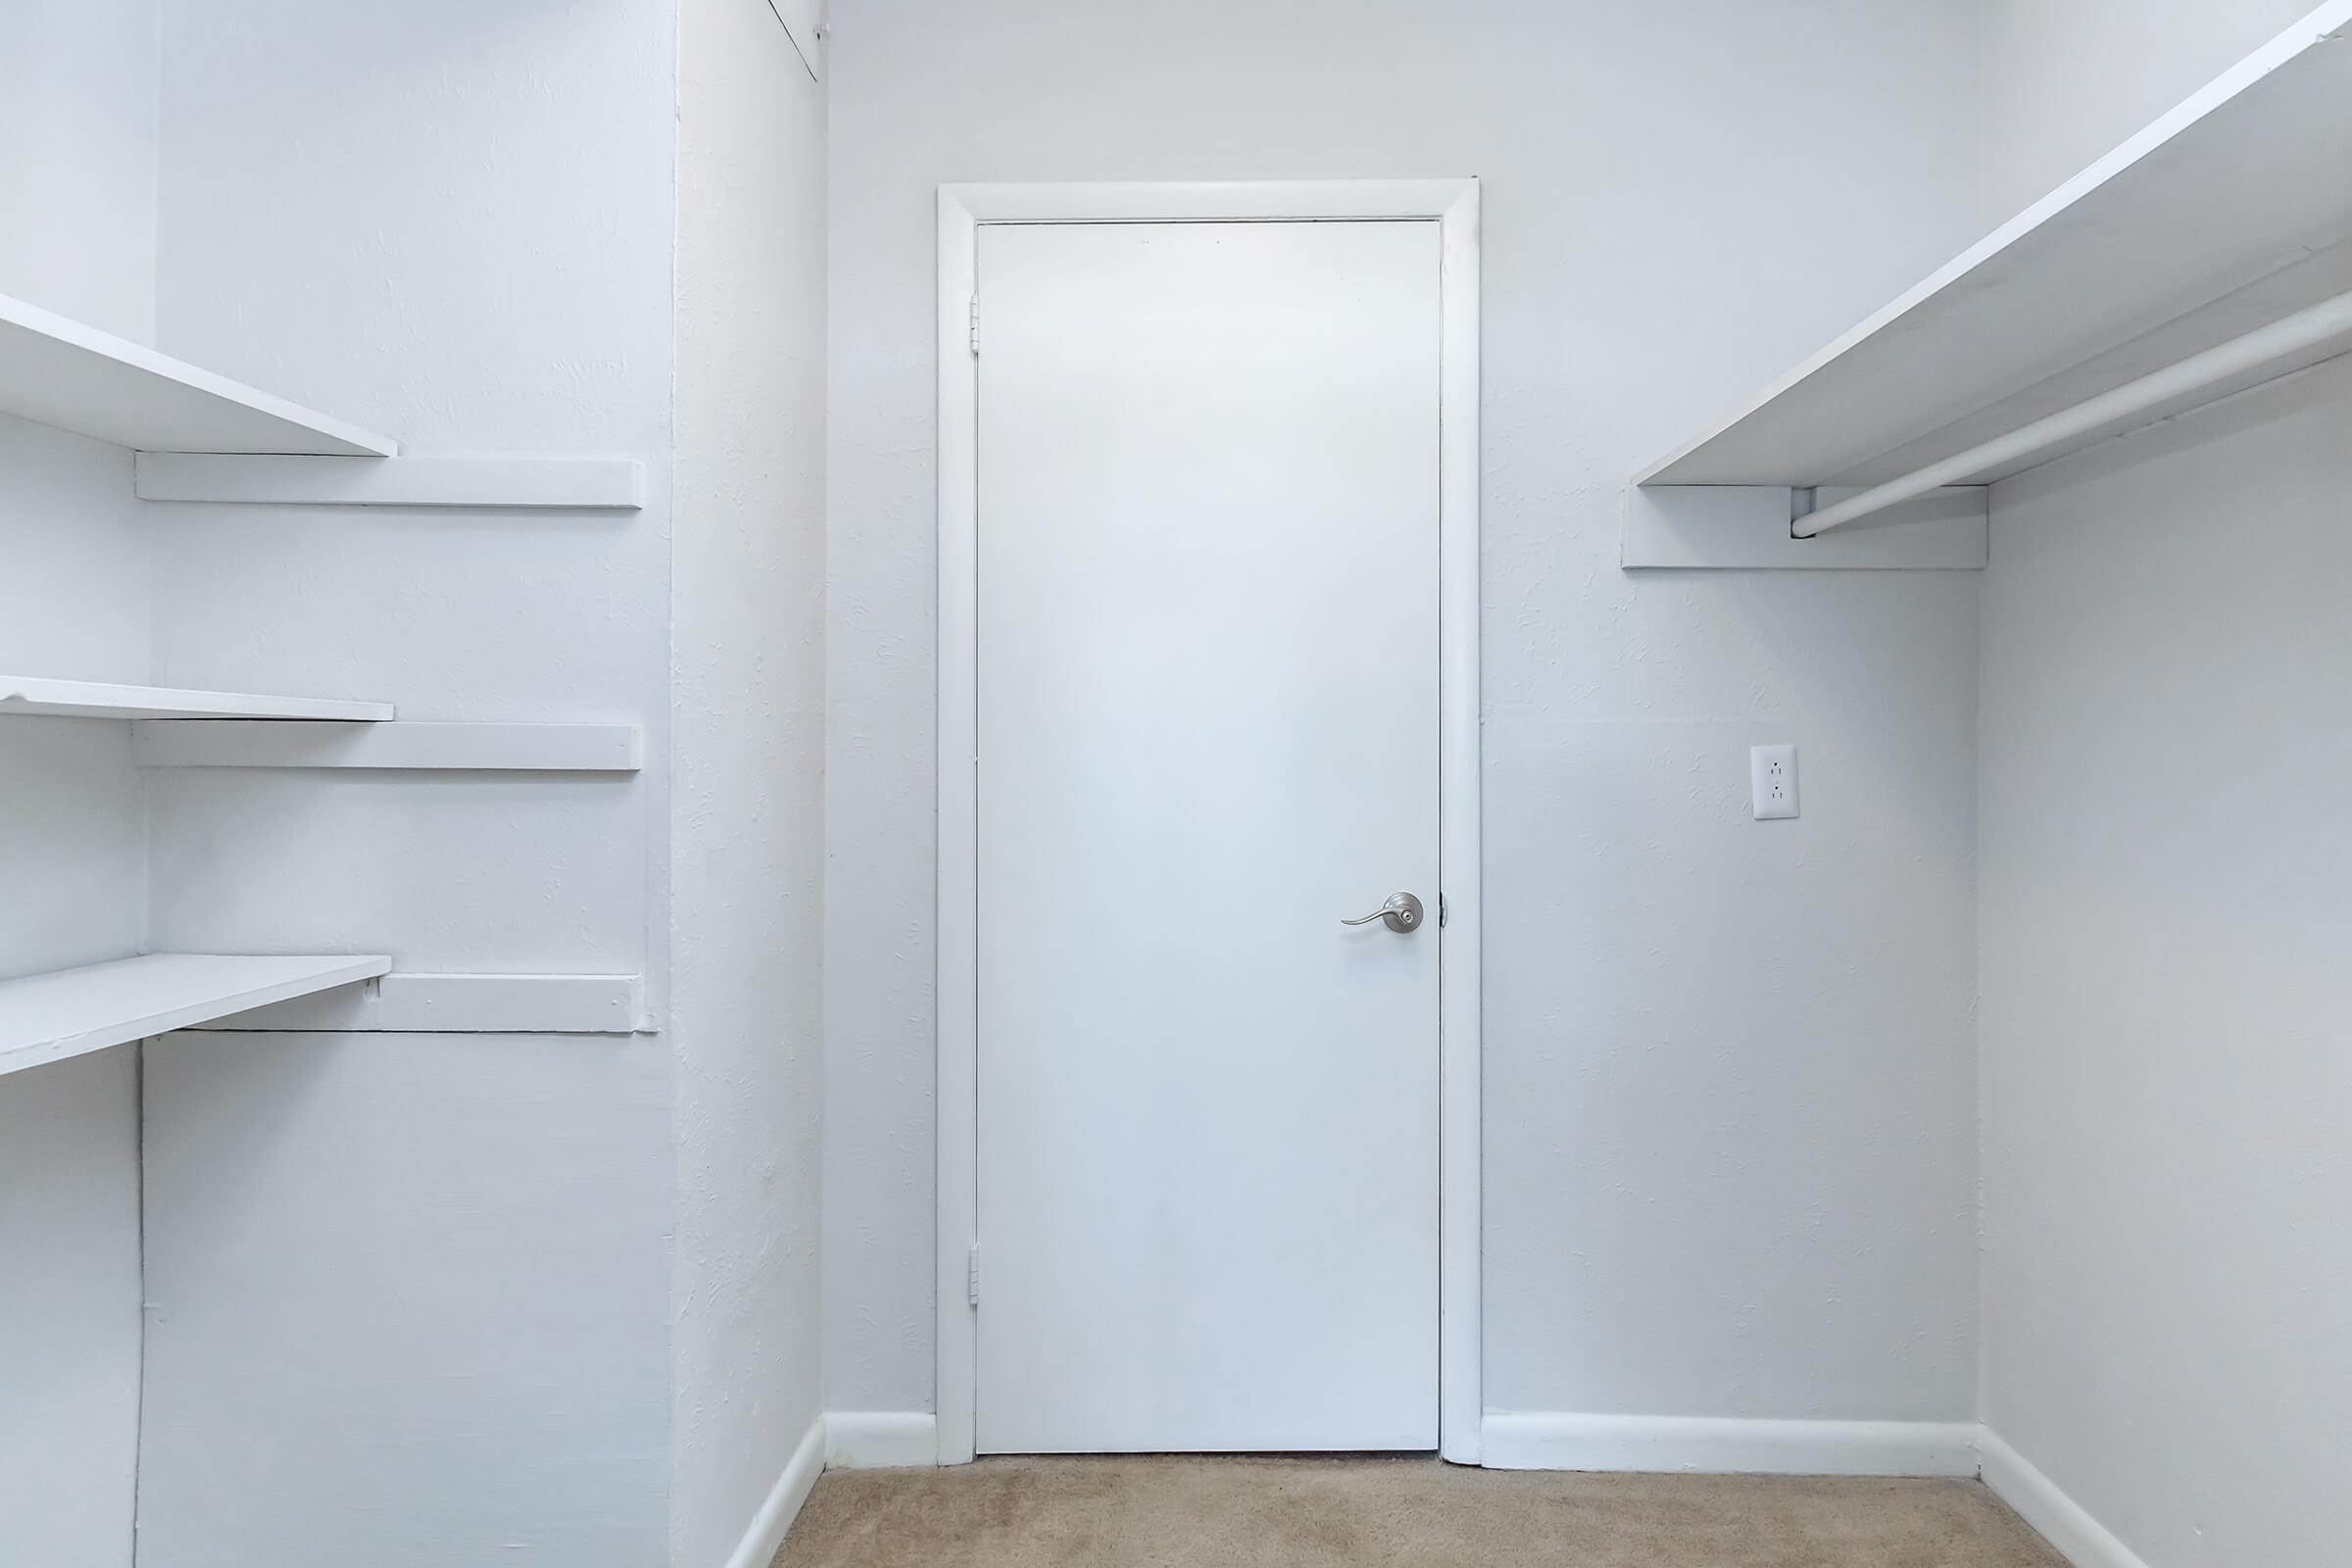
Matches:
[[1981, 359, 2352, 1568], [1984, 0, 2323, 215], [669, 0, 827, 1561], [0, 6, 159, 1562], [0, 426, 147, 1568], [0, 1053, 142, 1568], [823, 0, 1990, 1422], [131, 3, 682, 1560], [0, 0, 159, 340], [1979, 7, 2352, 1561], [0, 420, 152, 969], [143, 0, 673, 998], [136, 1033, 674, 1568]]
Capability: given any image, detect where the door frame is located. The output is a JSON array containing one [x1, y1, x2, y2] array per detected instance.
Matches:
[[936, 178, 1482, 1465]]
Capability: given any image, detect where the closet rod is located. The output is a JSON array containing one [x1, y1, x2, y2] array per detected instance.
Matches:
[[1793, 288, 2352, 537]]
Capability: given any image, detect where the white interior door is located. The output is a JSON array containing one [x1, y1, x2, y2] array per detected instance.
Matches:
[[974, 218, 1442, 1453]]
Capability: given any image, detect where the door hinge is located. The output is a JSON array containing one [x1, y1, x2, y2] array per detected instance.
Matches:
[[1439, 892, 1448, 928], [967, 1244, 981, 1306], [968, 295, 980, 357]]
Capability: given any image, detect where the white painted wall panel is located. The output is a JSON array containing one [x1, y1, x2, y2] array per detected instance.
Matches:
[[144, 772, 647, 972], [135, 1032, 673, 1568], [1978, 10, 2352, 1562], [668, 0, 828, 1561], [823, 0, 1989, 1420], [146, 0, 676, 1018], [0, 0, 160, 341], [0, 707, 147, 980], [0, 9, 162, 1564], [1488, 710, 1978, 1420], [1984, 0, 2324, 216], [0, 1051, 141, 1568], [1981, 350, 2352, 1568], [134, 5, 684, 1559], [0, 418, 152, 983]]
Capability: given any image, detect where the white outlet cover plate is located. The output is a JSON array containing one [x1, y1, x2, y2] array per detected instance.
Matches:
[[1750, 744, 1799, 819]]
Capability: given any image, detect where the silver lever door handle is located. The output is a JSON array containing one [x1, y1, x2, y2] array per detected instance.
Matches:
[[1342, 892, 1425, 934]]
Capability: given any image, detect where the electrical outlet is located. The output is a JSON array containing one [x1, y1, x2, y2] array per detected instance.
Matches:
[[1750, 744, 1799, 819]]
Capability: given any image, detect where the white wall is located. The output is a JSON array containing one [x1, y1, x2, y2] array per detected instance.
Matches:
[[0, 6, 161, 1562], [1979, 7, 2352, 1562], [136, 1032, 674, 1568], [0, 419, 152, 973], [143, 0, 672, 997], [668, 0, 828, 1561], [0, 429, 147, 1568], [1980, 360, 2352, 1568], [823, 0, 1991, 1425], [0, 1053, 142, 1568], [130, 3, 683, 1561], [1984, 0, 2322, 216], [0, 0, 159, 340]]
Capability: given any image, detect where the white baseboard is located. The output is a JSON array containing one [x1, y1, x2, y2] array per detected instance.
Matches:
[[720, 1415, 827, 1568], [1979, 1430, 2150, 1568], [1481, 1412, 1981, 1476], [825, 1411, 939, 1469]]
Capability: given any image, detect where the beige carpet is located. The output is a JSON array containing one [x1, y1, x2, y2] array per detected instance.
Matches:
[[774, 1455, 2068, 1567]]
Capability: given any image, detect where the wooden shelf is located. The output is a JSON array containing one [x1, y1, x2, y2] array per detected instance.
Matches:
[[0, 676, 394, 721], [1639, 2, 2352, 491], [0, 290, 398, 457], [0, 954, 393, 1078]]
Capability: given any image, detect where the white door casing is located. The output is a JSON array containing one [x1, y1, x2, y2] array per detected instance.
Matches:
[[938, 179, 1482, 1464]]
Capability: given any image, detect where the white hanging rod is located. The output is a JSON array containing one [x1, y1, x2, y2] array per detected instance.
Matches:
[[1793, 288, 2352, 537]]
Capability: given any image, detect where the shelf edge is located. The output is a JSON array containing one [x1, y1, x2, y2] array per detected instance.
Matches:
[[131, 720, 643, 771], [134, 454, 646, 510], [184, 972, 648, 1035], [0, 676, 395, 722], [0, 955, 393, 1078], [1, 290, 400, 458]]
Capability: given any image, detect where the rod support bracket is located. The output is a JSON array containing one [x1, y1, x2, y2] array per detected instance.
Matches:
[[1623, 485, 1987, 570], [1788, 486, 1820, 540]]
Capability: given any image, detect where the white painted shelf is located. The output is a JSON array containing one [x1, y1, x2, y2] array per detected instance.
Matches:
[[0, 954, 393, 1078], [0, 290, 398, 457], [131, 720, 641, 771], [183, 972, 646, 1035], [1639, 2, 2352, 491], [133, 453, 645, 510], [0, 676, 394, 722]]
